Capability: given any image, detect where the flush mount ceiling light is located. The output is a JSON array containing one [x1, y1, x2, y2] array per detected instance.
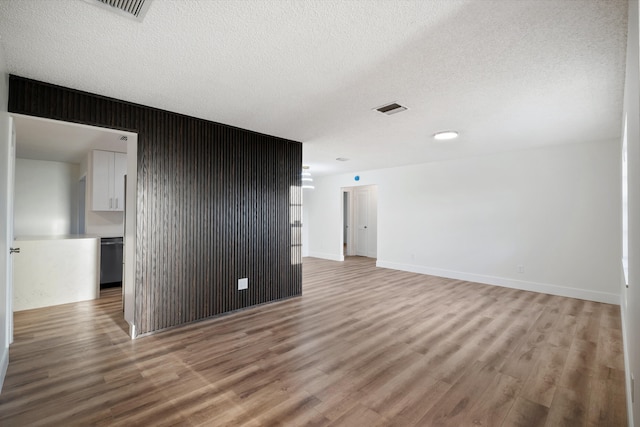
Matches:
[[302, 166, 314, 190], [433, 130, 459, 141]]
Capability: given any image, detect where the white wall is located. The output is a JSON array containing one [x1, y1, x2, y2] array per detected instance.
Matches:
[[85, 210, 123, 237], [621, 1, 639, 425], [14, 158, 79, 236], [302, 195, 310, 257], [306, 139, 621, 304], [0, 40, 10, 392]]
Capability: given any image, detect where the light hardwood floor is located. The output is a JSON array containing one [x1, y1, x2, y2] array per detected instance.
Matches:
[[0, 257, 627, 426]]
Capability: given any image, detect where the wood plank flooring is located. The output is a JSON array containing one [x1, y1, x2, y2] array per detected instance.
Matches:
[[0, 257, 627, 426]]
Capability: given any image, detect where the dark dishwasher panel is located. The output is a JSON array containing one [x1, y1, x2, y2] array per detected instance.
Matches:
[[100, 237, 123, 287]]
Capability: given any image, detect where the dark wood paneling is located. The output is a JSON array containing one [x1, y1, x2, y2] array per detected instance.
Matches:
[[8, 75, 302, 335]]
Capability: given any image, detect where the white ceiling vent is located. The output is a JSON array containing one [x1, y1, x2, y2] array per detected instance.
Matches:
[[374, 102, 408, 116], [84, 0, 152, 21]]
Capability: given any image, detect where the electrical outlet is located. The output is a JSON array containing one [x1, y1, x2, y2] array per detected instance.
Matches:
[[517, 264, 524, 274], [238, 278, 248, 291]]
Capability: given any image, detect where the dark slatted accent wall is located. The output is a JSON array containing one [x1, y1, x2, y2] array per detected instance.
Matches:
[[8, 75, 302, 335]]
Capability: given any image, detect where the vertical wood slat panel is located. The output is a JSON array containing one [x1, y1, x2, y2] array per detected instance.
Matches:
[[8, 75, 303, 336]]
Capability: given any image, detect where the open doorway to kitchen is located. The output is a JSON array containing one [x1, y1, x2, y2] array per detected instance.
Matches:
[[341, 184, 378, 259], [10, 114, 137, 338]]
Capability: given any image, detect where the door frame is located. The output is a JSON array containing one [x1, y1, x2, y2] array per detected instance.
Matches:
[[5, 117, 14, 346], [10, 115, 138, 338], [341, 188, 355, 257], [341, 184, 378, 259], [0, 113, 15, 393]]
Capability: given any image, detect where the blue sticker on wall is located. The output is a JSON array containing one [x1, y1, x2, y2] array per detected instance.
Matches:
[[354, 175, 360, 181]]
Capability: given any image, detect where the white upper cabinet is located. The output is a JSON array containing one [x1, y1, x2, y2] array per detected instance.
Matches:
[[91, 150, 127, 211]]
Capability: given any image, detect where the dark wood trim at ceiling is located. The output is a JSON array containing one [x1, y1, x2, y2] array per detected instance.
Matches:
[[8, 75, 302, 336]]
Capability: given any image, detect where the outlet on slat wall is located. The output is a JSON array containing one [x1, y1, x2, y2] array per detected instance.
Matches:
[[8, 75, 303, 336]]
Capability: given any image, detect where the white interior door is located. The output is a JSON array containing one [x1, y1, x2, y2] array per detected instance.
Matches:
[[343, 190, 353, 256], [7, 119, 15, 344], [0, 113, 11, 391], [1, 116, 15, 349], [355, 189, 369, 256]]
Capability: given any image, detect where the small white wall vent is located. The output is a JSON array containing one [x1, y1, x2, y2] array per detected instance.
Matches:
[[374, 102, 408, 115], [84, 0, 152, 21]]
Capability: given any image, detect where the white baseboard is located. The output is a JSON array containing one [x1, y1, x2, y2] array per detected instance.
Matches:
[[306, 252, 344, 262], [0, 346, 7, 393], [376, 260, 620, 305]]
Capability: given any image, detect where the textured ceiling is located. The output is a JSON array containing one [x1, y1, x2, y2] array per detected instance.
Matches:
[[0, 0, 628, 176]]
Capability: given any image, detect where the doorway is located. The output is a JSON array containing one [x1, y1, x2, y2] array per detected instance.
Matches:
[[10, 115, 138, 338], [342, 185, 378, 259]]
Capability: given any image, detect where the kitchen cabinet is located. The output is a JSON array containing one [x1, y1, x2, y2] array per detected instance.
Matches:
[[91, 150, 127, 211]]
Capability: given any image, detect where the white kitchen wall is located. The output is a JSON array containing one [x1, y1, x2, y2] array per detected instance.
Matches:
[[85, 210, 123, 237], [305, 139, 621, 303], [14, 158, 79, 236], [621, 1, 639, 425]]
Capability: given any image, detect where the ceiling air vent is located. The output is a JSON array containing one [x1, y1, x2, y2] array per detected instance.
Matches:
[[84, 0, 152, 21], [375, 102, 408, 115]]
